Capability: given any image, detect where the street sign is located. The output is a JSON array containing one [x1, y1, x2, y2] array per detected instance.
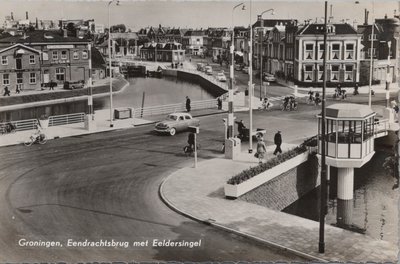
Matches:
[[188, 126, 199, 134]]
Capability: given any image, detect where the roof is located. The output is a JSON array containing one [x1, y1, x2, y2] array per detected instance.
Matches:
[[0, 43, 41, 54], [299, 23, 358, 35], [184, 30, 206, 37], [110, 32, 138, 40], [0, 30, 89, 44], [324, 103, 375, 119], [253, 19, 296, 28]]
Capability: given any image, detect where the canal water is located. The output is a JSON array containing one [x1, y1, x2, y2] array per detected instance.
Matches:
[[94, 76, 215, 110], [283, 151, 399, 244]]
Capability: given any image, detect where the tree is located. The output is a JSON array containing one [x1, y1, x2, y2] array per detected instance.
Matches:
[[110, 24, 126, 33]]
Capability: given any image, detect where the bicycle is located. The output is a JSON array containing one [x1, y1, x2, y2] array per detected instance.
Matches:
[[24, 131, 47, 146], [183, 143, 201, 156]]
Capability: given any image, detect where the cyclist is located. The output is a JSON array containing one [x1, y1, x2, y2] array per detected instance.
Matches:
[[260, 97, 271, 110], [289, 96, 297, 110], [307, 89, 314, 104], [282, 96, 290, 111]]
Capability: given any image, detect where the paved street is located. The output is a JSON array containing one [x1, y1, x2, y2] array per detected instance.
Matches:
[[0, 113, 308, 262]]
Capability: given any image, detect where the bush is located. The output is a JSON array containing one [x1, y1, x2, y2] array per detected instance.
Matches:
[[227, 144, 307, 185]]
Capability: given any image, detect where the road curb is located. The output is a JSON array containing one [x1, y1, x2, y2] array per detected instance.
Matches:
[[158, 171, 329, 263]]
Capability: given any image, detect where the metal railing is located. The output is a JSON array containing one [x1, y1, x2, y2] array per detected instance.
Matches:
[[48, 113, 85, 127], [0, 119, 38, 133], [134, 99, 219, 118]]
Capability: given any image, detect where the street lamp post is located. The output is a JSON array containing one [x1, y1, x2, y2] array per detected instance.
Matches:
[[368, 3, 375, 107], [259, 9, 274, 99], [228, 2, 245, 138], [108, 0, 119, 128], [248, 0, 253, 153], [319, 0, 328, 254], [386, 40, 392, 108]]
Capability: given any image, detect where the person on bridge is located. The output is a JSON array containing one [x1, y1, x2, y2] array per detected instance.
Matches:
[[255, 135, 267, 164], [3, 86, 10, 96], [186, 96, 191, 112], [273, 130, 282, 155]]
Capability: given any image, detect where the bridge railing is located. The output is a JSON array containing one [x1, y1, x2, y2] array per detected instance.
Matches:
[[49, 113, 85, 127], [133, 99, 218, 118], [0, 119, 39, 133], [374, 119, 390, 135]]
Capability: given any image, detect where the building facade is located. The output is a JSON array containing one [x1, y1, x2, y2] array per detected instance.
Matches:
[[140, 42, 185, 63], [0, 30, 90, 87], [0, 44, 42, 91], [182, 30, 206, 56], [294, 23, 361, 87]]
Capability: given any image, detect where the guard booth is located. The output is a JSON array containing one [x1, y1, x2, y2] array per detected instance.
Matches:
[[317, 103, 376, 226]]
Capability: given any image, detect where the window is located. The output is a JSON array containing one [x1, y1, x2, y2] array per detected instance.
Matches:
[[318, 65, 324, 81], [61, 50, 67, 60], [17, 73, 23, 84], [1, 56, 8, 65], [345, 65, 353, 81], [331, 44, 340, 60], [305, 44, 314, 60], [29, 55, 35, 64], [56, 68, 65, 81], [2, 74, 9, 85], [29, 73, 36, 84], [318, 43, 325, 60], [345, 43, 354, 60], [331, 65, 340, 81], [52, 51, 58, 60], [73, 51, 79, 59], [368, 34, 377, 40], [82, 50, 88, 59], [304, 65, 313, 82]]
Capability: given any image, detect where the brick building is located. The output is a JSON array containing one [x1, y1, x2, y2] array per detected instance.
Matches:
[[0, 44, 42, 91], [0, 30, 90, 87], [140, 42, 185, 63]]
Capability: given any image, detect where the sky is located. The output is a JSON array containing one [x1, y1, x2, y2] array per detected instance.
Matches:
[[0, 0, 398, 31]]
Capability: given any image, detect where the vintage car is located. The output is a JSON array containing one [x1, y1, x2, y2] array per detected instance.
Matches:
[[263, 73, 276, 82], [64, 80, 85, 90], [154, 113, 200, 136], [204, 65, 213, 75], [216, 72, 227, 82]]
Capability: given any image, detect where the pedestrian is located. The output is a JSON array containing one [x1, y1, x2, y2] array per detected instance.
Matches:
[[186, 96, 191, 112], [255, 135, 267, 164], [353, 83, 359, 95], [341, 89, 347, 100], [273, 130, 282, 155], [217, 97, 222, 110], [3, 86, 10, 96], [49, 80, 56, 90], [15, 85, 20, 94], [187, 132, 195, 151]]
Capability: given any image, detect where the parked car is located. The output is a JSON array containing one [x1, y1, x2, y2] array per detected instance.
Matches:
[[204, 66, 213, 75], [263, 73, 276, 82], [63, 80, 85, 90], [216, 72, 227, 82], [154, 113, 200, 136], [235, 64, 243, 71], [242, 66, 249, 73]]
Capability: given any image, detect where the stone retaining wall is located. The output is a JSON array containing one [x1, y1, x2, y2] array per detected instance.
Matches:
[[238, 154, 321, 210], [176, 71, 227, 97]]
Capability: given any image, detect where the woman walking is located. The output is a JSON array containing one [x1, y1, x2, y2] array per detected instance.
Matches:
[[255, 134, 267, 164]]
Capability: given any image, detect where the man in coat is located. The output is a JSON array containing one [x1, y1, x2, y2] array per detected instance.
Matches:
[[273, 130, 282, 155]]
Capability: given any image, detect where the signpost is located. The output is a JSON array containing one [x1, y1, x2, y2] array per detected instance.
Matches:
[[189, 126, 200, 168]]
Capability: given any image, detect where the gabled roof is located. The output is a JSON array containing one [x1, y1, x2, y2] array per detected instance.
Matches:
[[0, 30, 89, 44], [299, 23, 357, 35], [0, 43, 41, 54], [184, 30, 206, 37]]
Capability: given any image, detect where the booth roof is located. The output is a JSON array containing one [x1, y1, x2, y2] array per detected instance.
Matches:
[[324, 103, 375, 119]]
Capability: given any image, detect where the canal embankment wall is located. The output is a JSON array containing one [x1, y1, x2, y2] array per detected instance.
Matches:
[[238, 154, 321, 210], [163, 69, 227, 97]]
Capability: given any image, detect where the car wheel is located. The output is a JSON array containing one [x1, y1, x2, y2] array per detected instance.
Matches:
[[169, 128, 176, 136]]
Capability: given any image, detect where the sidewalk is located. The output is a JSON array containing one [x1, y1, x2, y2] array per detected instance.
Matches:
[[160, 145, 398, 262]]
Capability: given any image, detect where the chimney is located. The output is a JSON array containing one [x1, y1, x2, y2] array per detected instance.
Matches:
[[364, 9, 369, 25], [63, 28, 68, 38], [257, 15, 262, 21], [26, 11, 28, 20]]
